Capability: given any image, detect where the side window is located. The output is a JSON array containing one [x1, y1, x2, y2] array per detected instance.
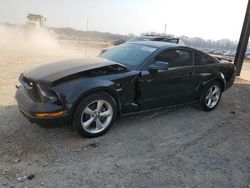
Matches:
[[195, 53, 217, 65], [155, 49, 193, 68]]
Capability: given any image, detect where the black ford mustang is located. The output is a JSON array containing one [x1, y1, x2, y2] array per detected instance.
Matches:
[[15, 41, 236, 137]]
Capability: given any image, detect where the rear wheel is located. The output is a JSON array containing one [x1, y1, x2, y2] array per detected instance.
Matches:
[[73, 92, 117, 138], [200, 81, 222, 111]]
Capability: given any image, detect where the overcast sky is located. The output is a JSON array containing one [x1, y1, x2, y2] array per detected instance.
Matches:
[[0, 0, 248, 40]]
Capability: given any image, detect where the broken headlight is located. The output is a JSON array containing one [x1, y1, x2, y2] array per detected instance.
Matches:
[[37, 84, 58, 103]]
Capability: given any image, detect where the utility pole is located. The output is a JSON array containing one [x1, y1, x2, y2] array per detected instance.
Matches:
[[234, 0, 250, 76], [164, 24, 167, 35], [85, 18, 88, 58]]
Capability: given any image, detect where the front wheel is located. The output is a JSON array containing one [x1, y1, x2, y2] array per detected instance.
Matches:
[[200, 81, 222, 111], [73, 92, 117, 138]]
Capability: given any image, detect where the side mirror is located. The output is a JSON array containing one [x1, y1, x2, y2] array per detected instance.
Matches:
[[148, 61, 169, 73]]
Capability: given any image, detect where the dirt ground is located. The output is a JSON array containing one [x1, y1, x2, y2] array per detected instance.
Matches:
[[0, 41, 250, 188], [241, 60, 250, 81]]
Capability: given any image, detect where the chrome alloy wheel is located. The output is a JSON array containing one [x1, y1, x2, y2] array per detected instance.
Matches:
[[205, 85, 221, 109], [81, 100, 113, 134]]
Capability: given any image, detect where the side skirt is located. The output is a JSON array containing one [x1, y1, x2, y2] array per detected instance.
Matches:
[[120, 99, 199, 117]]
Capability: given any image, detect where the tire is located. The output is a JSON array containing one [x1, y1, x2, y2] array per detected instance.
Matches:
[[200, 81, 222, 111], [73, 92, 117, 138]]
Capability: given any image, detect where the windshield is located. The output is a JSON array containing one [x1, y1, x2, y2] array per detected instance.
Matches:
[[100, 43, 157, 69]]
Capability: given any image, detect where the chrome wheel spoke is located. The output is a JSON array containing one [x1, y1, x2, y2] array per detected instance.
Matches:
[[207, 98, 212, 106], [84, 107, 95, 116], [208, 88, 213, 97], [82, 117, 95, 128], [96, 101, 104, 112], [95, 118, 103, 130], [100, 110, 111, 117], [212, 87, 219, 95]]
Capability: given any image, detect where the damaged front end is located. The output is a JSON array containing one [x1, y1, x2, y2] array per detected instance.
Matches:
[[15, 74, 70, 125]]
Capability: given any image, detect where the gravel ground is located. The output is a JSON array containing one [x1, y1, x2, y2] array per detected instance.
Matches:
[[241, 60, 250, 81], [0, 44, 250, 188]]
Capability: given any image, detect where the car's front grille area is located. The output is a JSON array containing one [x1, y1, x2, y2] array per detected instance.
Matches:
[[19, 75, 40, 102]]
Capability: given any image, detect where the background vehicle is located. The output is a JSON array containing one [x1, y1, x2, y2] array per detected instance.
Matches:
[[15, 41, 235, 138], [128, 35, 181, 43], [111, 39, 126, 46], [100, 35, 184, 54]]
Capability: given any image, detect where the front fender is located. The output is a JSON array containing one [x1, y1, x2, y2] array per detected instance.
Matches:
[[52, 77, 118, 110]]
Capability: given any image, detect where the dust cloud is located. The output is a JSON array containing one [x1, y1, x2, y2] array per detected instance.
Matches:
[[0, 25, 61, 54], [0, 25, 100, 106]]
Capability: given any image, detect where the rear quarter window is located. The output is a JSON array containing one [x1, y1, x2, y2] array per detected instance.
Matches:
[[195, 53, 217, 66], [156, 49, 193, 68]]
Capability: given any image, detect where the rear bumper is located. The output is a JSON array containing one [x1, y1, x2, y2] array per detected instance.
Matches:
[[15, 86, 71, 126]]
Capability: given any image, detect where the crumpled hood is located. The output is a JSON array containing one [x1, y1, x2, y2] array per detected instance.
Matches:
[[23, 58, 123, 84]]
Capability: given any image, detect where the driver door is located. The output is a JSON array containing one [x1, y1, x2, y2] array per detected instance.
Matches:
[[137, 49, 200, 109]]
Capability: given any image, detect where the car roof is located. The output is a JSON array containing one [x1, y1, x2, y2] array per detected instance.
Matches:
[[127, 41, 181, 49]]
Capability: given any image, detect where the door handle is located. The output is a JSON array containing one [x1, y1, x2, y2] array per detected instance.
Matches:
[[187, 72, 194, 77], [137, 77, 145, 84]]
